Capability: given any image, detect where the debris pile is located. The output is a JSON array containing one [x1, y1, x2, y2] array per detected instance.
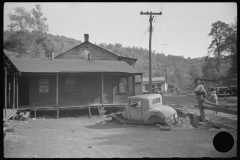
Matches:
[[3, 119, 14, 140], [10, 110, 31, 121]]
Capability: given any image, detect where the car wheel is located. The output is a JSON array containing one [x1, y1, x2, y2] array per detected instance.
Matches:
[[147, 115, 165, 125]]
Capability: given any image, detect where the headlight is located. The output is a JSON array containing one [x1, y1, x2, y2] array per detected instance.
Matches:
[[173, 113, 179, 123], [165, 113, 179, 125]]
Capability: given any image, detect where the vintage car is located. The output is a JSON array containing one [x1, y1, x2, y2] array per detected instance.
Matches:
[[229, 86, 237, 96], [216, 86, 231, 97], [107, 94, 179, 127]]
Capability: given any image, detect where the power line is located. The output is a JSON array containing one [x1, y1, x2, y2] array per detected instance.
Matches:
[[155, 16, 236, 22], [158, 12, 236, 18], [136, 29, 148, 49], [152, 31, 160, 54], [119, 29, 148, 42]]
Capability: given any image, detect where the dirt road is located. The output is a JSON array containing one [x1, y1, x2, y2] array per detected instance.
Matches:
[[4, 94, 237, 158]]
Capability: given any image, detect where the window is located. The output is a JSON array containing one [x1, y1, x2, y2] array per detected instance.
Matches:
[[39, 79, 49, 93], [152, 98, 161, 104], [65, 77, 75, 92], [130, 100, 142, 108], [152, 85, 155, 89], [145, 84, 149, 90], [119, 77, 128, 93], [157, 84, 161, 88]]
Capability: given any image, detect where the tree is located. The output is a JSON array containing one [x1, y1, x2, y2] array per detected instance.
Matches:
[[208, 21, 231, 72], [7, 6, 33, 32], [189, 65, 203, 79], [31, 4, 49, 33], [207, 18, 237, 83], [225, 17, 237, 82]]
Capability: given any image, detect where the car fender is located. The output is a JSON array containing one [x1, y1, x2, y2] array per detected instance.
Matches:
[[147, 114, 165, 125]]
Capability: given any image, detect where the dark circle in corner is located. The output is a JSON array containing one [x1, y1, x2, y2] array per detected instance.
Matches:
[[213, 131, 234, 152]]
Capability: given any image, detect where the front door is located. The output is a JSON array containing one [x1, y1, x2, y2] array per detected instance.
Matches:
[[82, 75, 93, 105], [19, 76, 29, 105]]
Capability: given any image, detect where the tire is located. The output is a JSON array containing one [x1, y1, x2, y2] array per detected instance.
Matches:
[[147, 115, 165, 125]]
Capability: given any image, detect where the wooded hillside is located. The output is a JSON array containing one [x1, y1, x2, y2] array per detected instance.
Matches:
[[4, 4, 237, 89]]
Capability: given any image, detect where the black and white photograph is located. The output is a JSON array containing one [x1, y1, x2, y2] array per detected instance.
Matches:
[[3, 2, 237, 158]]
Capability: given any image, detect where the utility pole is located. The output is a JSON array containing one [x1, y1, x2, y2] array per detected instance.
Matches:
[[140, 11, 162, 93]]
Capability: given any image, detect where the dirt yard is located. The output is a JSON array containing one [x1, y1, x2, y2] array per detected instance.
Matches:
[[4, 94, 237, 158]]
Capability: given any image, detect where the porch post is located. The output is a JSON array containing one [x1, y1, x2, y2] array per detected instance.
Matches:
[[16, 75, 18, 109], [13, 74, 15, 120], [132, 75, 135, 96], [140, 74, 143, 95], [112, 75, 114, 103], [4, 67, 7, 117], [56, 74, 59, 118], [101, 74, 104, 107]]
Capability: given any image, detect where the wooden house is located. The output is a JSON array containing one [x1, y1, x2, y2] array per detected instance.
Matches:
[[142, 77, 167, 93], [4, 34, 143, 117]]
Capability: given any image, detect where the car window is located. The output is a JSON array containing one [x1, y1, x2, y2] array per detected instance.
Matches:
[[130, 100, 142, 108], [152, 98, 161, 104]]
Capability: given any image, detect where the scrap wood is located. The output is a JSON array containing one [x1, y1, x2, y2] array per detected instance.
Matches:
[[4, 127, 14, 132], [211, 123, 236, 130], [194, 104, 237, 115]]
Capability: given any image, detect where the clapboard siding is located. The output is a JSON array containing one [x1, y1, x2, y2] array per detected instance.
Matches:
[[30, 75, 56, 106], [58, 75, 82, 105], [24, 74, 136, 107], [55, 43, 118, 61]]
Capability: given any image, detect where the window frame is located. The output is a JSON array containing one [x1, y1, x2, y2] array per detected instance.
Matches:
[[65, 77, 75, 93], [152, 98, 161, 104], [39, 79, 49, 93], [118, 77, 129, 94]]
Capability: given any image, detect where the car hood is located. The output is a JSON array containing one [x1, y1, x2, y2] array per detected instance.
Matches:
[[149, 105, 177, 118]]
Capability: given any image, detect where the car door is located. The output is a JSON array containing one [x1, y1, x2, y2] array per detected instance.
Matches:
[[129, 100, 143, 121]]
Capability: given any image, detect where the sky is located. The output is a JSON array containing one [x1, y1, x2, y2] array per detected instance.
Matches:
[[3, 2, 237, 59]]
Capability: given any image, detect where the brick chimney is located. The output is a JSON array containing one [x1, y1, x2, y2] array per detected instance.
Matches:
[[84, 34, 89, 42]]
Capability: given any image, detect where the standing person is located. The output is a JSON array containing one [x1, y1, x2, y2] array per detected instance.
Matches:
[[194, 82, 207, 98], [168, 85, 171, 93], [211, 91, 218, 114], [194, 82, 207, 122], [171, 86, 174, 94]]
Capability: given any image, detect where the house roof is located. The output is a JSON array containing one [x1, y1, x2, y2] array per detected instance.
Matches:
[[142, 77, 165, 82], [9, 58, 142, 74], [55, 41, 137, 62], [3, 52, 21, 75], [4, 49, 20, 58]]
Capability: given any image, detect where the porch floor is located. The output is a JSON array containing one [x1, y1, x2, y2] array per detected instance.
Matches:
[[4, 103, 127, 119]]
